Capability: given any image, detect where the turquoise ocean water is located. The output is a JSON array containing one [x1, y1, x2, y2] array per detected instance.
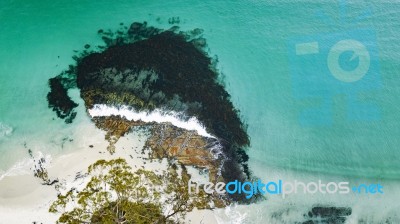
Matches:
[[1, 0, 400, 222]]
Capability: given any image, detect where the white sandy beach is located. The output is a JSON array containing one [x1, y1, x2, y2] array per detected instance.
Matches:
[[0, 127, 218, 224]]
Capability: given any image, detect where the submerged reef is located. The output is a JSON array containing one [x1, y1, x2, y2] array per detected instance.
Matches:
[[47, 73, 78, 124], [303, 206, 352, 224], [47, 21, 253, 202]]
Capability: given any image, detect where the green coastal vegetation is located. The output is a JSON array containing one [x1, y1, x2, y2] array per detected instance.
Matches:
[[49, 158, 212, 224]]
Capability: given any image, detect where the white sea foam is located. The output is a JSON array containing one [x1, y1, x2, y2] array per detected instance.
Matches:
[[0, 122, 13, 139], [215, 204, 248, 224], [88, 104, 215, 138], [0, 151, 52, 181]]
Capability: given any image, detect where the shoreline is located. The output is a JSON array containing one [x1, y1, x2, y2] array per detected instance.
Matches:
[[0, 128, 218, 223]]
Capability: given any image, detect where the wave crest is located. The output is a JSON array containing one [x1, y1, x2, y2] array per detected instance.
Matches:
[[88, 104, 215, 138]]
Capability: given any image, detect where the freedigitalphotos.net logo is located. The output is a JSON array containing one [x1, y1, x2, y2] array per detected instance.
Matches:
[[188, 179, 384, 199], [288, 0, 381, 126]]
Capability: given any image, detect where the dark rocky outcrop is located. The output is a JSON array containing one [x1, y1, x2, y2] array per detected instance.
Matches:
[[303, 206, 352, 224], [47, 22, 254, 203]]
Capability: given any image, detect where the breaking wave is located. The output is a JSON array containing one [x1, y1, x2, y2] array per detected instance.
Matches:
[[88, 104, 215, 138]]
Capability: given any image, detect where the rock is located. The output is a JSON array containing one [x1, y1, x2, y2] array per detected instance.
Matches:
[[93, 115, 146, 153], [303, 206, 352, 224], [310, 206, 352, 217], [145, 123, 221, 182]]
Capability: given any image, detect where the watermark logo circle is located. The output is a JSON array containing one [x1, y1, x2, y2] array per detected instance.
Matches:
[[327, 39, 371, 83]]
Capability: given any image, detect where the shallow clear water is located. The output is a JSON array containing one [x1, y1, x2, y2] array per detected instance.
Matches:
[[1, 0, 400, 222]]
